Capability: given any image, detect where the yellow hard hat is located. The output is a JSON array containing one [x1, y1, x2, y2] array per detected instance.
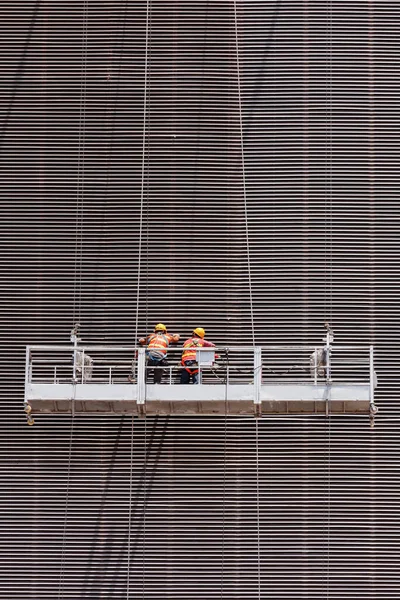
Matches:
[[193, 327, 205, 339], [155, 323, 167, 332]]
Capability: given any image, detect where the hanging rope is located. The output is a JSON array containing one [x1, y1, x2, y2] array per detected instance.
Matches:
[[134, 0, 151, 345], [127, 1, 151, 597], [126, 413, 134, 600], [324, 0, 333, 329], [221, 350, 229, 597], [233, 0, 255, 348], [142, 416, 148, 600], [255, 417, 261, 600], [72, 0, 89, 326], [57, 397, 75, 600], [325, 2, 333, 597], [58, 4, 89, 596], [233, 4, 261, 598]]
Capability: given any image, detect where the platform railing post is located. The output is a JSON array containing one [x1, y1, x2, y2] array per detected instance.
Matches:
[[369, 345, 375, 409], [324, 326, 333, 384], [24, 346, 31, 408], [323, 330, 333, 416], [137, 348, 146, 409], [81, 349, 85, 384], [314, 347, 318, 385], [325, 344, 332, 383], [369, 345, 378, 427], [369, 346, 375, 404], [254, 347, 262, 417], [72, 335, 78, 382]]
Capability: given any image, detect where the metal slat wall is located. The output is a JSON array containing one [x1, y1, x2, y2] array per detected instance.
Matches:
[[1, 1, 399, 598]]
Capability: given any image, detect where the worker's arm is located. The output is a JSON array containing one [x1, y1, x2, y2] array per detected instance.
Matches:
[[168, 333, 180, 344], [203, 339, 219, 359], [138, 335, 148, 345], [202, 339, 215, 348]]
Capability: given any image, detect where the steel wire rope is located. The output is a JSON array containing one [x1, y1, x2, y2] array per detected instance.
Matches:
[[72, 0, 89, 326], [127, 1, 151, 598], [134, 0, 151, 346], [233, 3, 260, 598], [221, 349, 229, 598], [58, 4, 89, 597], [325, 2, 333, 597], [255, 416, 261, 599], [142, 414, 148, 600], [233, 0, 255, 348], [57, 395, 76, 600]]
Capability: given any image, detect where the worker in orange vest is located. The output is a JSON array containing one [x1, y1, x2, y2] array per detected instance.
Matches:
[[139, 323, 180, 383], [180, 327, 216, 384]]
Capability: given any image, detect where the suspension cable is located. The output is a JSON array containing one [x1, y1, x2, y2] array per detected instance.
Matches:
[[142, 416, 148, 600], [127, 1, 151, 597], [233, 4, 260, 597], [59, 4, 88, 597], [324, 0, 333, 329], [221, 349, 229, 598], [126, 413, 134, 600], [325, 2, 333, 597], [57, 397, 76, 600], [134, 0, 151, 344], [233, 5, 260, 597], [72, 0, 89, 326], [233, 0, 255, 348], [255, 417, 261, 600]]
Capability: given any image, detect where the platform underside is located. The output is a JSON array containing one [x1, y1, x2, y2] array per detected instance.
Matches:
[[26, 383, 371, 415]]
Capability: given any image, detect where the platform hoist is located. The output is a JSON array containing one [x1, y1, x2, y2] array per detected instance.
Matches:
[[24, 324, 378, 426]]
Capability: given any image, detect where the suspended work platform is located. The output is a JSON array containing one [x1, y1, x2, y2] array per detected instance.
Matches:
[[24, 343, 377, 419]]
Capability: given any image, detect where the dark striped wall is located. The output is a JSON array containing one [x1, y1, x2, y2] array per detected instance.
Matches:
[[2, 1, 399, 598]]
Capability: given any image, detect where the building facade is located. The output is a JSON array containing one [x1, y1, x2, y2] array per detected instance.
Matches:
[[2, 2, 399, 598]]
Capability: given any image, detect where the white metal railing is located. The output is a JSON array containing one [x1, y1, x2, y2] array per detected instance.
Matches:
[[24, 343, 378, 423], [25, 344, 375, 395]]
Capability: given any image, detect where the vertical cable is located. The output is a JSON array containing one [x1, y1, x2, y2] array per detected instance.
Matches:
[[57, 402, 75, 600], [60, 3, 88, 596], [325, 2, 333, 599], [255, 417, 261, 600], [142, 416, 147, 600], [326, 417, 331, 600], [128, 3, 151, 597], [368, 4, 377, 592], [221, 352, 229, 598], [233, 0, 255, 347], [328, 0, 333, 328], [368, 0, 376, 344], [233, 6, 260, 596], [122, 1, 136, 594], [126, 415, 134, 600], [134, 0, 151, 344], [72, 0, 89, 325]]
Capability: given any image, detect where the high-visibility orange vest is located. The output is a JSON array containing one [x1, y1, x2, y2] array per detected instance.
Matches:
[[181, 337, 205, 365], [147, 333, 170, 356]]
